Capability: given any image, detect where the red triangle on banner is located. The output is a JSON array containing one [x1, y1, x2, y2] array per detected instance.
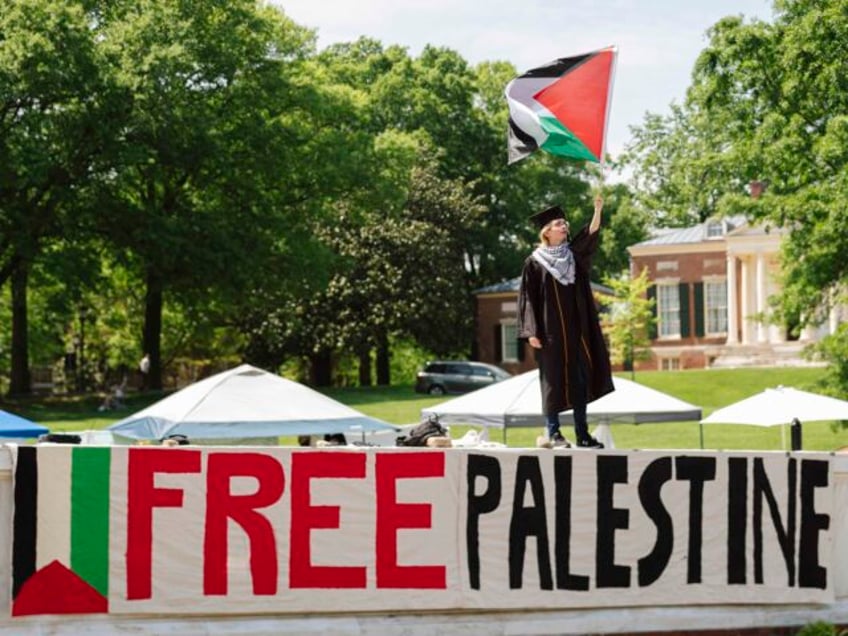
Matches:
[[12, 560, 108, 616], [533, 49, 615, 161]]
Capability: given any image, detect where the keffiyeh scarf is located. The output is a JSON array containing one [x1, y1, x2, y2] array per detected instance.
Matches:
[[532, 243, 576, 286]]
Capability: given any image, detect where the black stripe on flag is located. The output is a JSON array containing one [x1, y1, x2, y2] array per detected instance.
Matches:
[[508, 116, 539, 150], [13, 446, 37, 598], [517, 52, 593, 79]]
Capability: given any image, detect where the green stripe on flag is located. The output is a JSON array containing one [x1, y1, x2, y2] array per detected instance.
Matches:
[[71, 447, 111, 597], [538, 115, 599, 162]]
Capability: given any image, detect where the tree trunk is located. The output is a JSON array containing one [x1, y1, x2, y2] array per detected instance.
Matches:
[[358, 348, 372, 387], [8, 263, 31, 396], [309, 350, 332, 386], [142, 269, 164, 390], [376, 332, 390, 386]]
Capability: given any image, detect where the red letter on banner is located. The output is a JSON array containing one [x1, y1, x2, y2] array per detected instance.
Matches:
[[127, 448, 202, 600], [289, 451, 367, 588], [376, 452, 446, 588], [204, 453, 285, 596]]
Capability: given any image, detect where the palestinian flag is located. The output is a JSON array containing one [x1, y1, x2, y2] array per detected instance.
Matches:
[[11, 445, 111, 616], [505, 46, 617, 164]]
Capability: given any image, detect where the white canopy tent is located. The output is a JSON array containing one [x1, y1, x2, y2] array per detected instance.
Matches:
[[700, 385, 848, 449], [107, 364, 397, 442], [421, 370, 702, 448]]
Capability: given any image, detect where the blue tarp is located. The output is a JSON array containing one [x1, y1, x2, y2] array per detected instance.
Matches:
[[0, 410, 49, 438]]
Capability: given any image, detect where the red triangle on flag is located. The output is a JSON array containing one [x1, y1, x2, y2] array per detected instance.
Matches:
[[533, 49, 615, 161], [12, 560, 108, 616]]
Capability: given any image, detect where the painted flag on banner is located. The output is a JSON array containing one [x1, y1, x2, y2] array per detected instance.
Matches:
[[505, 46, 617, 164], [11, 446, 111, 616]]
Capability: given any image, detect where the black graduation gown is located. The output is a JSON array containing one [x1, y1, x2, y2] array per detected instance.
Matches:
[[517, 226, 614, 416]]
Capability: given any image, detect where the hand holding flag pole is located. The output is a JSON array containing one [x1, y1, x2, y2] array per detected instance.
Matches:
[[505, 46, 618, 169]]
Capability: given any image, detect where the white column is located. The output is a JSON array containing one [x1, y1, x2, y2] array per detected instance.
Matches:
[[756, 253, 767, 343], [726, 254, 738, 344], [800, 324, 817, 342], [767, 267, 785, 342], [740, 256, 751, 344]]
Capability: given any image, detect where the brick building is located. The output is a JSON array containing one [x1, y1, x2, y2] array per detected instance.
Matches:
[[627, 214, 842, 370], [474, 189, 843, 372]]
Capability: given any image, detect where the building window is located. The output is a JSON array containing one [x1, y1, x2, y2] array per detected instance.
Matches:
[[501, 323, 518, 362], [704, 280, 728, 335], [706, 221, 724, 238], [660, 358, 680, 371], [657, 284, 681, 338]]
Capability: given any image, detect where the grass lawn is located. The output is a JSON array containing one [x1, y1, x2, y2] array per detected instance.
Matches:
[[4, 366, 846, 452], [324, 367, 846, 452]]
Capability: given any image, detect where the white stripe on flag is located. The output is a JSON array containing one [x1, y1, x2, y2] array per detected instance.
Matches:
[[35, 447, 72, 571]]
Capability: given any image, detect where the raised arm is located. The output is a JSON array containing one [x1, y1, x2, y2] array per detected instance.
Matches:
[[589, 194, 603, 234]]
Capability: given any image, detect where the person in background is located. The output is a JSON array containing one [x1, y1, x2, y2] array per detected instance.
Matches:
[[518, 195, 614, 449]]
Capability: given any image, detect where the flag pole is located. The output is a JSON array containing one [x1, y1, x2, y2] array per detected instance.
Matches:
[[598, 45, 617, 194]]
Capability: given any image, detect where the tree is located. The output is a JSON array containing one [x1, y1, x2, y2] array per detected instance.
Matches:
[[599, 268, 655, 377], [0, 0, 117, 394], [625, 1, 848, 391], [247, 150, 485, 387], [92, 0, 321, 389], [592, 184, 652, 277], [808, 322, 848, 429]]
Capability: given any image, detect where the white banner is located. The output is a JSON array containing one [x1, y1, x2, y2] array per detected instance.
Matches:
[[10, 446, 834, 617]]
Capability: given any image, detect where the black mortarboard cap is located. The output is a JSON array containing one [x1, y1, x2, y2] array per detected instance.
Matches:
[[529, 205, 565, 230]]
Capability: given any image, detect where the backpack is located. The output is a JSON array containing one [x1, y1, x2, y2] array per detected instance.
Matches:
[[398, 415, 448, 447]]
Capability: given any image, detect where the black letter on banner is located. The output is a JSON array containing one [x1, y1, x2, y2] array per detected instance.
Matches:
[[554, 456, 589, 590], [752, 457, 796, 586], [799, 459, 829, 589], [509, 456, 553, 589], [637, 457, 673, 586], [467, 454, 501, 590], [596, 455, 630, 588], [727, 457, 747, 584], [675, 456, 716, 584]]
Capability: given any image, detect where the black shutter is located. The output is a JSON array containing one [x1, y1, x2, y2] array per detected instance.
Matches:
[[517, 333, 525, 362], [647, 285, 657, 339], [694, 282, 705, 337], [493, 325, 502, 362], [679, 283, 690, 338]]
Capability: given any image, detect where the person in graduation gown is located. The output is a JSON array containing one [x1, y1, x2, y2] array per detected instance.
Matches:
[[517, 195, 614, 448]]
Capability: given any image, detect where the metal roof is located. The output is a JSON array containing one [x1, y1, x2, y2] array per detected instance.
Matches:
[[630, 215, 748, 248]]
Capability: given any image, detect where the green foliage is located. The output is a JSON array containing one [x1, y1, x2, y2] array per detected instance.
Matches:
[[807, 322, 848, 431], [244, 154, 485, 378], [795, 621, 843, 636], [0, 0, 117, 272], [600, 268, 656, 372], [624, 0, 848, 396], [593, 184, 651, 276], [1, 0, 644, 392]]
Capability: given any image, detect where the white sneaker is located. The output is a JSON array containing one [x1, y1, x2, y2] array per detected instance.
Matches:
[[536, 435, 553, 449], [550, 432, 572, 448]]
